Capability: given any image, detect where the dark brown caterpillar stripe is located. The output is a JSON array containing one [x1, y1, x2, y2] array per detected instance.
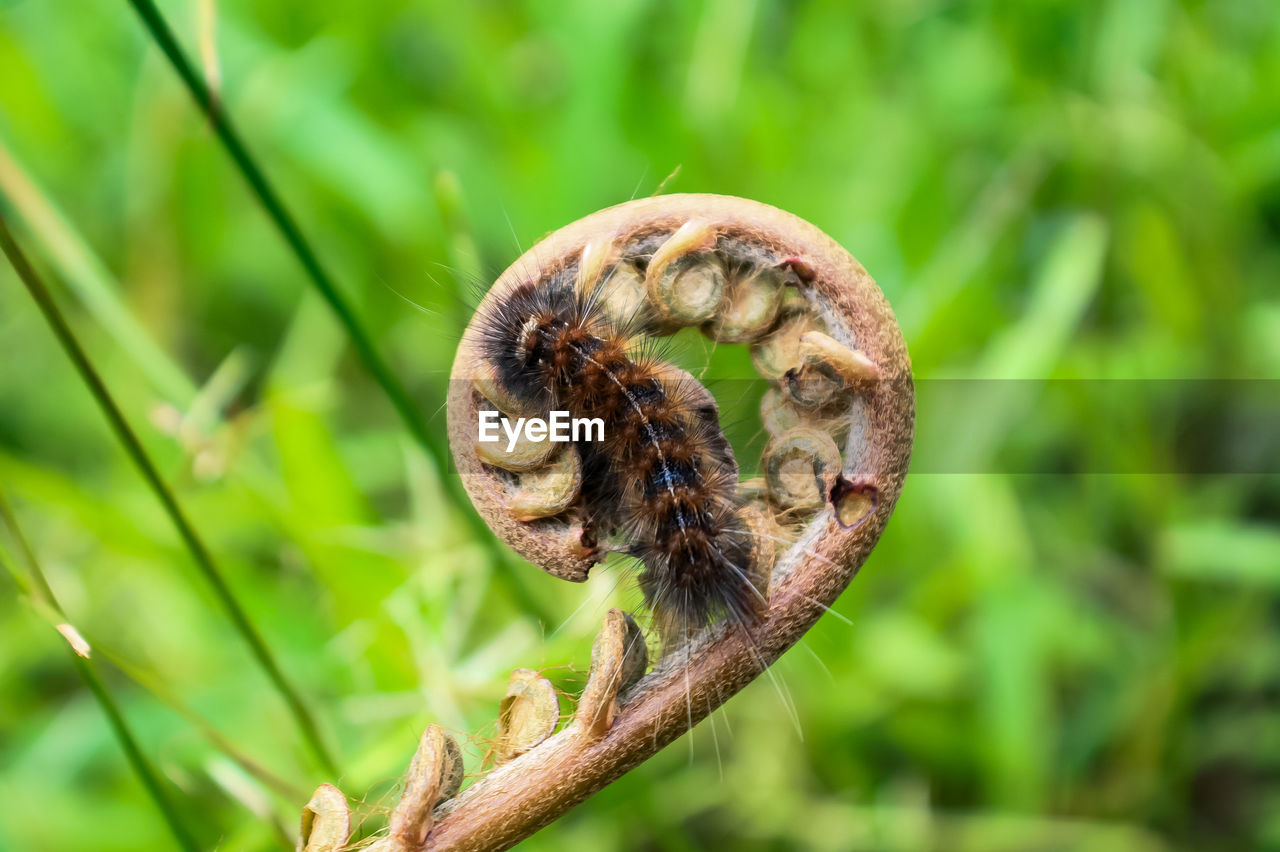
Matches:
[[474, 277, 759, 640]]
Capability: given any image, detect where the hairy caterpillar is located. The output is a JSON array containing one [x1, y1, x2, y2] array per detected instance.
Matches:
[[473, 275, 761, 641], [449, 194, 909, 665]]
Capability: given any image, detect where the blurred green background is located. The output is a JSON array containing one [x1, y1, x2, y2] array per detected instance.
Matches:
[[2, 0, 1279, 849]]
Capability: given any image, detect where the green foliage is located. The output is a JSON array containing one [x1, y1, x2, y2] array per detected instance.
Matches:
[[2, 0, 1278, 849]]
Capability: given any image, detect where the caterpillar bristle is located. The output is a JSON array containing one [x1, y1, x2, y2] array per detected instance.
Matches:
[[475, 269, 763, 647]]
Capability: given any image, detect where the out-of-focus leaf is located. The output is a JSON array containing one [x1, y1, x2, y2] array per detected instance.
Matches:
[[1161, 522, 1280, 586]]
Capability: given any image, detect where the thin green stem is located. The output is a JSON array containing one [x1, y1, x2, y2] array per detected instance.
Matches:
[[74, 649, 204, 852], [0, 137, 196, 405], [0, 488, 57, 611], [1, 488, 308, 803], [0, 214, 338, 777], [74, 651, 204, 852], [124, 0, 421, 446], [121, 0, 554, 625], [0, 548, 201, 852], [98, 642, 312, 802]]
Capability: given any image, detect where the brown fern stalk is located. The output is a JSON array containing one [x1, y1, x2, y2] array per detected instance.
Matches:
[[300, 195, 913, 852]]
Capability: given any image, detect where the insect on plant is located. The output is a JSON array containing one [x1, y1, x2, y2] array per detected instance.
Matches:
[[292, 194, 915, 852], [0, 9, 912, 848]]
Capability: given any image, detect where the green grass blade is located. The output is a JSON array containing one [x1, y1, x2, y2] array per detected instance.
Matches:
[[96, 643, 312, 803], [122, 0, 555, 624], [0, 213, 339, 778], [1, 488, 309, 804], [0, 138, 196, 406], [70, 651, 204, 852], [0, 548, 201, 852], [121, 0, 445, 471], [0, 488, 57, 610]]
